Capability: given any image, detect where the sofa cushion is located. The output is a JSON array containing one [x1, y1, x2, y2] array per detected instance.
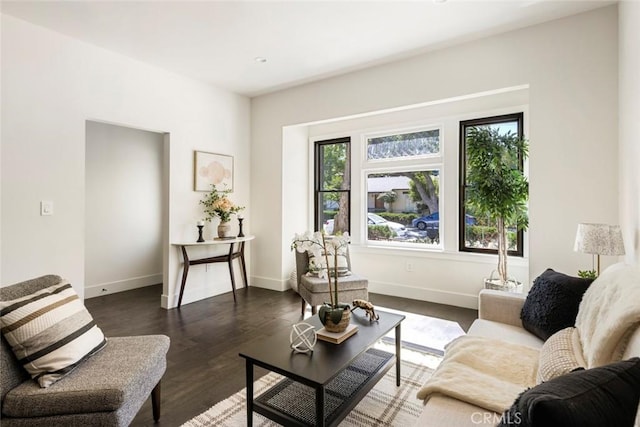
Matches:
[[468, 319, 544, 350], [300, 273, 368, 293], [537, 327, 585, 383], [0, 281, 107, 388], [498, 357, 640, 427], [416, 393, 501, 426], [520, 269, 593, 341]]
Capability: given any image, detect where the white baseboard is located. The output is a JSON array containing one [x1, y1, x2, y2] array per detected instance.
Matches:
[[160, 273, 282, 309], [240, 275, 478, 309], [368, 280, 479, 309], [250, 275, 288, 291], [85, 273, 162, 299]]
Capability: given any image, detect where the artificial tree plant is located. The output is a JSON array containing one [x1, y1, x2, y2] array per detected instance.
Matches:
[[465, 126, 529, 286]]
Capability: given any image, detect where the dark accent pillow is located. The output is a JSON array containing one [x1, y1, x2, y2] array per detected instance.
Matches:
[[520, 269, 593, 340], [498, 357, 640, 427]]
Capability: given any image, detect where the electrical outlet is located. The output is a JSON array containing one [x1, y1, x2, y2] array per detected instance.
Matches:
[[406, 261, 413, 272], [40, 201, 54, 216]]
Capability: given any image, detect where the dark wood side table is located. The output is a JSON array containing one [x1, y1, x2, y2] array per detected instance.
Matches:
[[171, 235, 255, 307]]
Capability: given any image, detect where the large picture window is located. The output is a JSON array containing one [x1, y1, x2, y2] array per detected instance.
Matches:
[[366, 171, 440, 244], [364, 127, 442, 246], [315, 137, 350, 235], [459, 113, 525, 256]]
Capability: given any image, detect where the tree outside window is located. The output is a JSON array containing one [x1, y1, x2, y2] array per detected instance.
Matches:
[[315, 138, 350, 235], [459, 113, 526, 256]]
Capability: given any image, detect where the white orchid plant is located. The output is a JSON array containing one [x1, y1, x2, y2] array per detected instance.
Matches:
[[291, 231, 350, 310]]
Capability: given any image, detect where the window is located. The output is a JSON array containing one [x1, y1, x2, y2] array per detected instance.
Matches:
[[367, 129, 440, 160], [365, 127, 441, 246], [459, 113, 525, 256], [315, 137, 350, 235]]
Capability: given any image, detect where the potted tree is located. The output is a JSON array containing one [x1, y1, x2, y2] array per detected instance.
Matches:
[[465, 127, 529, 289]]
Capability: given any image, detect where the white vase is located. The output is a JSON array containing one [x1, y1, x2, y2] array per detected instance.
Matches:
[[484, 271, 523, 293], [217, 221, 232, 238]]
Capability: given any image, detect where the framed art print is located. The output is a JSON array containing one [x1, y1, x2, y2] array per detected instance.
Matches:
[[194, 151, 234, 192]]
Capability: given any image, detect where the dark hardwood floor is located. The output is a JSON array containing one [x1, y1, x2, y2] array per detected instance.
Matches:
[[85, 285, 477, 427]]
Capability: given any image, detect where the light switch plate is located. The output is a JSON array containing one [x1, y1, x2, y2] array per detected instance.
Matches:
[[41, 201, 53, 216]]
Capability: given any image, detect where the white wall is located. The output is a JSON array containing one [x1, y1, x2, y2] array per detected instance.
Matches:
[[250, 7, 620, 308], [302, 89, 530, 307], [619, 2, 640, 266], [85, 121, 163, 298], [1, 14, 251, 308]]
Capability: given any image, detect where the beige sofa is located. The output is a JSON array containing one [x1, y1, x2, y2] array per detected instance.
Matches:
[[416, 263, 640, 426]]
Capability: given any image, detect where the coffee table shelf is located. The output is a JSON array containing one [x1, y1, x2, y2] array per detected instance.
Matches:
[[254, 348, 394, 427], [239, 311, 405, 427]]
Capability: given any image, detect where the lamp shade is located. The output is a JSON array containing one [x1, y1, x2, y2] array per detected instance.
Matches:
[[574, 223, 625, 256]]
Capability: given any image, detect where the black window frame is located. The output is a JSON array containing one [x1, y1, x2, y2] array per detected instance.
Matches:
[[458, 113, 525, 256], [314, 137, 351, 233]]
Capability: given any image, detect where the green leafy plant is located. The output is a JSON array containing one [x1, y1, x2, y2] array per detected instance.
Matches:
[[199, 184, 244, 223], [465, 127, 529, 285], [367, 224, 395, 240], [375, 212, 416, 226], [577, 269, 597, 279]]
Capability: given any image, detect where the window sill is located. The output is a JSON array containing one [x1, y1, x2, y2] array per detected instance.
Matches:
[[351, 242, 529, 267]]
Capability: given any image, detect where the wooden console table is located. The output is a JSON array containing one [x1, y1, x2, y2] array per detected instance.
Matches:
[[172, 236, 255, 308]]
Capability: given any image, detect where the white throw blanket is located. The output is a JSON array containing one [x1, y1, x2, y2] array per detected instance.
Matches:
[[417, 335, 539, 413], [575, 263, 640, 368]]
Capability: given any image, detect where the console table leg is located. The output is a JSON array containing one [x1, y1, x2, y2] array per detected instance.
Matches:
[[395, 323, 401, 387], [227, 244, 237, 302], [246, 360, 254, 427], [239, 242, 249, 289], [178, 245, 190, 308]]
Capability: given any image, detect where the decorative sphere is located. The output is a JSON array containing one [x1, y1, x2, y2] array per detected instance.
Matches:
[[289, 322, 317, 354]]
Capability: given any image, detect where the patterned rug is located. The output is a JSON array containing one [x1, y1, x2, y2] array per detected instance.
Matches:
[[182, 342, 441, 427]]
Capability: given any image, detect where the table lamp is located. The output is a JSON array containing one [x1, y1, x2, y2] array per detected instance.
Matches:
[[573, 223, 625, 275]]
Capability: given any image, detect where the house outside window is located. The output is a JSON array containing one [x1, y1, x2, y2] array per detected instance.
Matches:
[[364, 127, 442, 246], [459, 113, 525, 256], [315, 137, 350, 235]]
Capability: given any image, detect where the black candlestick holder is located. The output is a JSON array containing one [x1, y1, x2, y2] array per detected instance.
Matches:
[[197, 225, 205, 242], [237, 218, 245, 237]]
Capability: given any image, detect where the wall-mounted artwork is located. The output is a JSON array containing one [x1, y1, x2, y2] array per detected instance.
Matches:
[[194, 151, 234, 192]]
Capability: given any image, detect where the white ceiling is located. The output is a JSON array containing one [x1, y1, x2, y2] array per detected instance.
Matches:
[[1, 0, 614, 97]]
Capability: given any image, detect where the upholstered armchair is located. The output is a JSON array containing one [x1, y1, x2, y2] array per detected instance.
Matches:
[[0, 275, 170, 426], [295, 249, 369, 315]]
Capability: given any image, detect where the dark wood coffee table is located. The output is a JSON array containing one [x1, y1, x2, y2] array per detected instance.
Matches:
[[239, 310, 405, 427]]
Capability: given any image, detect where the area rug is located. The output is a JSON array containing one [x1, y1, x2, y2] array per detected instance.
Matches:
[[182, 343, 441, 427]]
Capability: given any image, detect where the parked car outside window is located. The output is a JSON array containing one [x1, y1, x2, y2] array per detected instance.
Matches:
[[411, 212, 476, 238], [324, 213, 407, 236]]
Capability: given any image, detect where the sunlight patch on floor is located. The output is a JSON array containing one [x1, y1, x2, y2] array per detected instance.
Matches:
[[374, 340, 443, 370], [377, 307, 466, 353]]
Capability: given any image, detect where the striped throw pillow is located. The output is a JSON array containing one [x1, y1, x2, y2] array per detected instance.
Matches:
[[308, 253, 351, 277], [0, 281, 107, 388]]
